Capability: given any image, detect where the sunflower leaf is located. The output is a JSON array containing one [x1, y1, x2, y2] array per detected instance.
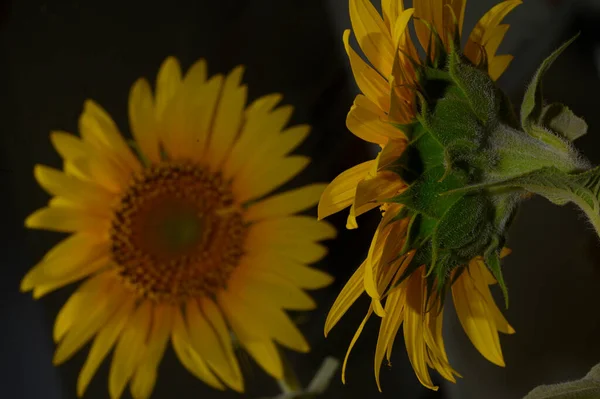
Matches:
[[541, 103, 588, 141], [523, 362, 600, 399], [520, 34, 579, 135]]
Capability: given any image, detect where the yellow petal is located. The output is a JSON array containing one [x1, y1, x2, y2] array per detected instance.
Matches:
[[199, 298, 244, 391], [452, 270, 506, 367], [129, 78, 160, 164], [185, 298, 242, 390], [245, 183, 327, 221], [79, 100, 141, 175], [223, 93, 283, 178], [374, 287, 405, 391], [233, 265, 316, 310], [77, 295, 135, 397], [346, 95, 406, 144], [29, 256, 110, 299], [243, 340, 283, 380], [325, 261, 365, 336], [171, 308, 225, 390], [469, 260, 515, 335], [381, 0, 404, 32], [161, 74, 224, 161], [342, 306, 373, 384], [489, 54, 513, 81], [130, 304, 175, 399], [354, 170, 404, 212], [207, 66, 247, 169], [34, 165, 116, 209], [343, 30, 390, 113], [109, 301, 152, 399], [217, 292, 283, 379], [54, 278, 121, 366], [25, 206, 109, 234], [155, 56, 182, 121], [52, 273, 112, 342], [403, 272, 437, 390], [464, 1, 522, 63], [247, 216, 337, 244], [26, 233, 109, 283], [413, 0, 435, 56], [50, 131, 129, 192], [233, 156, 311, 203], [318, 160, 374, 220], [229, 105, 295, 176], [349, 0, 395, 76], [250, 251, 333, 289], [484, 24, 510, 59], [230, 283, 310, 352]]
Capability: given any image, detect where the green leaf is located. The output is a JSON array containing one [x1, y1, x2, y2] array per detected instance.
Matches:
[[523, 362, 600, 399], [541, 103, 588, 141], [520, 34, 579, 133]]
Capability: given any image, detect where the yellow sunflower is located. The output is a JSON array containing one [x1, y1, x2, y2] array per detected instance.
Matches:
[[22, 56, 335, 399], [319, 0, 519, 391]]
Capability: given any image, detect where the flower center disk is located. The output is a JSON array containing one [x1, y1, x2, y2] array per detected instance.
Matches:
[[110, 163, 246, 303]]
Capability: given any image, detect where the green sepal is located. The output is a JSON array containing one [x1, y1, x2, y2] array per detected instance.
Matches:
[[447, 49, 498, 123], [484, 239, 509, 308], [387, 165, 466, 219]]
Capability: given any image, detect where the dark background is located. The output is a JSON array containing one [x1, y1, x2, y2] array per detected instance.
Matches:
[[2, 0, 600, 398]]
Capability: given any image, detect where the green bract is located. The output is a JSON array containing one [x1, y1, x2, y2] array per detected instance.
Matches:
[[386, 35, 596, 307]]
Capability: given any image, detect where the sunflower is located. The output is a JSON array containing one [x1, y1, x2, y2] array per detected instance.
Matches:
[[22, 57, 335, 399], [319, 0, 520, 391]]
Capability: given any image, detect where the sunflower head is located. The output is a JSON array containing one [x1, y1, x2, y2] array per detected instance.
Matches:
[[23, 56, 335, 399], [320, 0, 599, 392]]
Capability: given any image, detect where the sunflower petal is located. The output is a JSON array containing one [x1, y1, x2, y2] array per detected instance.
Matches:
[[54, 278, 122, 366], [343, 30, 391, 113], [129, 78, 160, 163], [217, 292, 284, 379], [77, 295, 135, 398], [236, 267, 317, 311], [109, 301, 152, 399], [130, 304, 175, 399], [318, 160, 374, 220], [233, 156, 310, 203], [347, 95, 406, 144], [452, 270, 506, 367], [245, 183, 327, 221], [404, 271, 437, 390], [155, 57, 182, 121], [325, 261, 366, 336], [34, 165, 116, 209], [349, 0, 395, 76], [185, 298, 242, 390], [25, 206, 109, 234], [171, 308, 225, 390], [374, 287, 405, 391], [207, 66, 247, 169], [342, 306, 373, 384]]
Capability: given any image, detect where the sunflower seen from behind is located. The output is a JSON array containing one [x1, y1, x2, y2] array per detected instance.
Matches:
[[23, 57, 335, 399], [319, 0, 525, 391]]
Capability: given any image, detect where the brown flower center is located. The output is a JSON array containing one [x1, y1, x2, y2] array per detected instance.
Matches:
[[110, 163, 246, 303]]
